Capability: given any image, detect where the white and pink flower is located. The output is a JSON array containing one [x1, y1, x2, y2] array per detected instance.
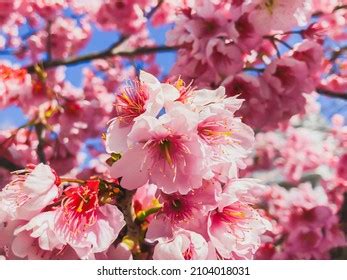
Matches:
[[0, 164, 60, 222]]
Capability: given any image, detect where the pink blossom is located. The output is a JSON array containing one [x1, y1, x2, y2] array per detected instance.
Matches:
[[257, 182, 346, 260], [292, 40, 324, 73], [12, 211, 68, 259], [206, 39, 244, 81], [153, 229, 209, 260], [150, 0, 184, 26], [282, 206, 346, 259], [53, 180, 126, 259], [0, 164, 60, 222], [96, 243, 133, 260], [106, 70, 179, 154], [0, 220, 22, 259], [0, 0, 21, 26], [249, 0, 311, 35], [0, 64, 32, 109], [110, 103, 206, 194], [263, 57, 311, 95], [92, 0, 147, 34], [337, 153, 347, 180], [1, 180, 126, 260], [276, 128, 332, 182], [233, 13, 263, 51], [320, 74, 347, 94], [208, 201, 271, 259], [208, 179, 271, 259], [197, 100, 255, 181], [146, 179, 222, 241], [31, 0, 66, 20], [27, 17, 91, 60], [223, 73, 268, 129], [311, 0, 343, 13], [1, 1, 346, 261]]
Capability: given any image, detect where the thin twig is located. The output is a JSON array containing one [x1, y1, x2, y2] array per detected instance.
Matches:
[[333, 4, 347, 12], [269, 39, 281, 58], [0, 157, 23, 172], [145, 0, 164, 19], [243, 67, 265, 73], [35, 123, 47, 163], [317, 87, 347, 101], [330, 45, 347, 62], [25, 0, 169, 73], [25, 45, 177, 73], [273, 37, 293, 50]]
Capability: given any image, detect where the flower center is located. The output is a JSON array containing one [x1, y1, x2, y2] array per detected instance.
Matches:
[[162, 195, 194, 223], [218, 204, 248, 225], [171, 198, 182, 210], [62, 180, 99, 234], [159, 139, 174, 167], [174, 78, 194, 103], [198, 120, 233, 144], [115, 81, 148, 125]]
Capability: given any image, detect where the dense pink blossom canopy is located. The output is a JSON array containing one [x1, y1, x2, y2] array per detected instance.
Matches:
[[0, 0, 346, 260]]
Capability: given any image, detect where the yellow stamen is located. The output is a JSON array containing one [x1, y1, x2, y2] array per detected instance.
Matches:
[[76, 200, 84, 213], [226, 211, 245, 219], [160, 140, 174, 167], [121, 92, 134, 105], [202, 129, 232, 137], [175, 78, 185, 90]]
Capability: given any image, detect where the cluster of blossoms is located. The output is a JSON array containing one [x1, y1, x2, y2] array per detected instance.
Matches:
[[0, 72, 272, 259], [0, 164, 125, 259], [165, 0, 338, 130], [256, 183, 345, 260], [245, 96, 347, 259], [0, 64, 117, 177], [106, 71, 271, 259], [0, 0, 347, 260], [0, 64, 31, 110]]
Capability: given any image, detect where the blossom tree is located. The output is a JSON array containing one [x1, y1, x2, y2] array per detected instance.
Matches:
[[0, 0, 346, 260]]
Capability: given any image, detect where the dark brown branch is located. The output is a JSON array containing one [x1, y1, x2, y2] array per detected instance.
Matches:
[[317, 88, 347, 101], [270, 39, 281, 58], [118, 190, 139, 239], [313, 4, 347, 17], [25, 45, 177, 73], [145, 0, 164, 19], [108, 35, 129, 50], [25, 1, 169, 73], [243, 67, 265, 73], [117, 45, 177, 57], [333, 4, 347, 12], [0, 157, 23, 172], [117, 189, 143, 259], [330, 45, 347, 62]]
